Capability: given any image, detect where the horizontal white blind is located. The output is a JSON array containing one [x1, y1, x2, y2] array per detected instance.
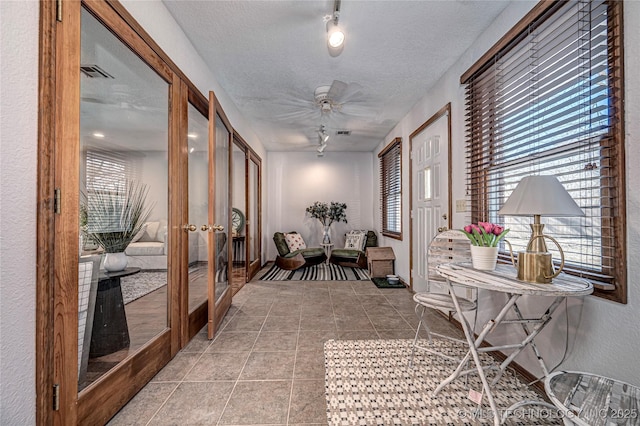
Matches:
[[379, 138, 402, 237], [465, 0, 624, 290]]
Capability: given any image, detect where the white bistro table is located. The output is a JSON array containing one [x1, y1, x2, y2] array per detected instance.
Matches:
[[435, 263, 593, 426]]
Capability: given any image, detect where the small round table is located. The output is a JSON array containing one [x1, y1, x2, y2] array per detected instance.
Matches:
[[545, 370, 640, 425], [90, 267, 140, 357], [320, 243, 334, 264]]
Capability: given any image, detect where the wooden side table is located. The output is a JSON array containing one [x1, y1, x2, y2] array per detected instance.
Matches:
[[366, 247, 395, 277]]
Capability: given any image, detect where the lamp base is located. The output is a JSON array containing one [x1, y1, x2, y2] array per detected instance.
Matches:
[[517, 251, 555, 284]]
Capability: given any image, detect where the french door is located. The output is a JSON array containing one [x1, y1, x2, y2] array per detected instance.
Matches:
[[39, 1, 227, 423]]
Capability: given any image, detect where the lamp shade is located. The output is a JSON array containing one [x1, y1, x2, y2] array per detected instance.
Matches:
[[498, 175, 585, 217]]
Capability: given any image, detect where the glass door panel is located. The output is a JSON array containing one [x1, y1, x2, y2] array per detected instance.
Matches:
[[79, 7, 168, 391], [187, 103, 209, 313], [208, 101, 232, 339], [231, 141, 247, 293]]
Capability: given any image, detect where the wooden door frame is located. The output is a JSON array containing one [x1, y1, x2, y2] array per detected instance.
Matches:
[[408, 103, 452, 291]]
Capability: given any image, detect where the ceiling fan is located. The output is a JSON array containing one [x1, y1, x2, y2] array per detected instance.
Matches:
[[273, 80, 379, 124]]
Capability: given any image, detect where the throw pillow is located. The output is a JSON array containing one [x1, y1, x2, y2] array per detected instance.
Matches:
[[139, 221, 160, 242], [285, 232, 307, 252], [344, 230, 366, 250], [131, 223, 148, 243]]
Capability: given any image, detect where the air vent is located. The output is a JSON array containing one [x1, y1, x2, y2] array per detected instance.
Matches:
[[335, 130, 351, 136], [80, 64, 114, 79]]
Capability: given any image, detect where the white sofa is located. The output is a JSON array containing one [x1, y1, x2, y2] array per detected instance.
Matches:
[[125, 219, 169, 270], [124, 219, 200, 270]]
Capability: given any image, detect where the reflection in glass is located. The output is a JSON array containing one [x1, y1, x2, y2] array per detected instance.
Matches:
[[231, 143, 246, 288], [78, 8, 168, 391], [188, 103, 209, 312], [249, 159, 260, 264], [214, 115, 229, 302]]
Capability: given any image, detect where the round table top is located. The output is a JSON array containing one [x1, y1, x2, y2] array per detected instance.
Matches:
[[545, 370, 640, 426], [98, 267, 141, 280], [436, 263, 593, 296]]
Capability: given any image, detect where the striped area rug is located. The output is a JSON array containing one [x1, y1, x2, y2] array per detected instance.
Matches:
[[260, 263, 370, 281]]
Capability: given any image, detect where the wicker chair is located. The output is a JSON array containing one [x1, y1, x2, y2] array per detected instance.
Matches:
[[273, 232, 327, 270]]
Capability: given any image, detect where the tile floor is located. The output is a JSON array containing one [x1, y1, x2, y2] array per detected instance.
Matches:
[[108, 271, 461, 425]]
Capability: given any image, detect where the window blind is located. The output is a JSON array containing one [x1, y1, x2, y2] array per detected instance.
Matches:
[[379, 138, 402, 238], [464, 0, 625, 301]]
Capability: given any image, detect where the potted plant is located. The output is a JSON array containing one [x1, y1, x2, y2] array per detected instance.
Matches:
[[84, 180, 153, 271], [461, 222, 509, 271], [305, 201, 348, 244]]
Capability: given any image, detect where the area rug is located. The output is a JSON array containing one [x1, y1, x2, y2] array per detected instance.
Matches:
[[324, 339, 559, 425], [371, 277, 406, 288], [260, 263, 370, 281], [121, 272, 166, 304]]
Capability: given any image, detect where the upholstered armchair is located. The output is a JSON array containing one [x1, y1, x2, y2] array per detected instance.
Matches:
[[329, 230, 377, 269], [273, 232, 327, 270]]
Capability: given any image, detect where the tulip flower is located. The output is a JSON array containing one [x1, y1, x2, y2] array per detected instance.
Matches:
[[461, 222, 509, 247]]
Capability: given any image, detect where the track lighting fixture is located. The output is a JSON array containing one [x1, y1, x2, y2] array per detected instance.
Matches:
[[326, 0, 344, 57], [317, 125, 329, 143]]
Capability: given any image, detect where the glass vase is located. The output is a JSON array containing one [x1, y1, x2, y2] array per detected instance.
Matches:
[[322, 225, 331, 244]]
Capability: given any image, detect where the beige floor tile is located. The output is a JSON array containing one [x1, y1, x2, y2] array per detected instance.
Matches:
[[254, 331, 298, 352], [288, 380, 327, 424], [151, 352, 201, 382], [262, 315, 301, 331], [184, 352, 249, 381], [148, 381, 234, 425], [240, 351, 296, 380], [294, 350, 325, 379], [108, 382, 177, 426], [297, 330, 337, 351], [218, 380, 292, 425], [208, 331, 259, 353]]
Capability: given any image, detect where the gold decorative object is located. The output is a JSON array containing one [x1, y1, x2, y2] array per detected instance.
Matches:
[[498, 175, 584, 284]]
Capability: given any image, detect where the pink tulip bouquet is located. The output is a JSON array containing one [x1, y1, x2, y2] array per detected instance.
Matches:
[[462, 222, 509, 247]]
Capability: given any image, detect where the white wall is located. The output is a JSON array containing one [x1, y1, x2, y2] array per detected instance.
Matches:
[[0, 1, 39, 424], [266, 152, 374, 260], [375, 0, 640, 384]]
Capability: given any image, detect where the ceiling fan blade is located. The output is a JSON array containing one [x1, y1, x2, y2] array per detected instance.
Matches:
[[327, 80, 348, 100]]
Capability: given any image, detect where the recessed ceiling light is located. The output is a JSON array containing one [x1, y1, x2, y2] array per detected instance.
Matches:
[[188, 133, 198, 139], [93, 132, 105, 138]]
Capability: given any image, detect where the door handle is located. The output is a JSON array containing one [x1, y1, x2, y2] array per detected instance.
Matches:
[[183, 224, 197, 232], [437, 226, 448, 232], [201, 225, 210, 232], [212, 224, 224, 232]]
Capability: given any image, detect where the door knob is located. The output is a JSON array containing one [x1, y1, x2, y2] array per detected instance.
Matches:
[[201, 225, 210, 232], [212, 224, 224, 232], [437, 226, 448, 232], [183, 224, 197, 232]]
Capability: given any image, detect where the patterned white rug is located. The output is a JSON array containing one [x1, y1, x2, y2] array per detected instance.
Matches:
[[120, 272, 166, 304], [260, 263, 370, 281], [324, 339, 561, 425]]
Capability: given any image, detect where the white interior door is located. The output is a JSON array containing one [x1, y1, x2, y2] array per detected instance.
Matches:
[[411, 113, 449, 293]]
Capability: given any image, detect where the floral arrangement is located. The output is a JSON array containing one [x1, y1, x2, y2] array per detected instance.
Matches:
[[462, 222, 509, 247], [305, 201, 348, 226]]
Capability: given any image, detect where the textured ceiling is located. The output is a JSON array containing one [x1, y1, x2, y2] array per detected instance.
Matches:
[[162, 0, 510, 153]]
